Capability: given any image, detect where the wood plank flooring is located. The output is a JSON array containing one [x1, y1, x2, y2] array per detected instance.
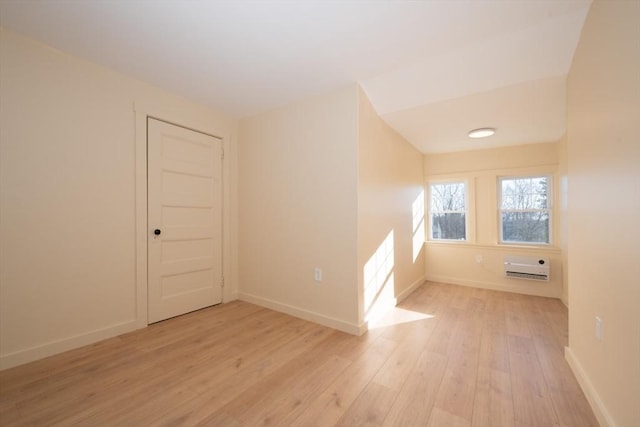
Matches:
[[0, 282, 599, 426]]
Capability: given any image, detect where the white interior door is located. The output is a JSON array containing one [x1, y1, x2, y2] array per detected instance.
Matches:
[[147, 118, 222, 323]]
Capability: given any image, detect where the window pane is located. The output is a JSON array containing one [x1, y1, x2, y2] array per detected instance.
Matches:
[[431, 213, 466, 240], [430, 181, 466, 241], [499, 175, 550, 244], [501, 177, 548, 210], [501, 211, 549, 243], [431, 182, 465, 212]]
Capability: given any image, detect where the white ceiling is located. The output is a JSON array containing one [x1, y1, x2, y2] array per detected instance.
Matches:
[[0, 0, 591, 154]]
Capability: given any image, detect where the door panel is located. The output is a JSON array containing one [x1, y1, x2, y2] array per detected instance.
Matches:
[[147, 118, 222, 323], [162, 240, 214, 262]]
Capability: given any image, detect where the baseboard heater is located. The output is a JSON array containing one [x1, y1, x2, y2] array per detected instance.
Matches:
[[504, 256, 550, 281]]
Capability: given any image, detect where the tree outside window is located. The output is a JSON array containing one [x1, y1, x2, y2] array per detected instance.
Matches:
[[429, 182, 466, 241], [499, 176, 550, 244]]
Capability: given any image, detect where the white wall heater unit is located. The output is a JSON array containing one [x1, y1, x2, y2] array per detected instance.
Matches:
[[504, 256, 550, 281]]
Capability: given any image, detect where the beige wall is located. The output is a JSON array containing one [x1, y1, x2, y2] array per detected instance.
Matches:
[[423, 143, 563, 299], [238, 86, 360, 332], [565, 1, 640, 426], [238, 85, 426, 333], [0, 29, 238, 369], [357, 87, 425, 326], [557, 135, 569, 306]]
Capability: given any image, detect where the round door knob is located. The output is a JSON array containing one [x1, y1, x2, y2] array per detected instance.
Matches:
[[154, 229, 161, 236]]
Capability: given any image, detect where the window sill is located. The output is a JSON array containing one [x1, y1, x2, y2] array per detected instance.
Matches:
[[498, 242, 558, 250], [425, 240, 561, 254]]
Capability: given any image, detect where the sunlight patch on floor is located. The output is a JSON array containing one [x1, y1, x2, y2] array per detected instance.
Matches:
[[368, 306, 434, 329]]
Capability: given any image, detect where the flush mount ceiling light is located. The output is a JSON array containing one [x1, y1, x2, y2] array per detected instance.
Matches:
[[468, 127, 496, 138]]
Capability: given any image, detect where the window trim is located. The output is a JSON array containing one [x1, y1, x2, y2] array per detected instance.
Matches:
[[497, 175, 553, 246], [428, 180, 469, 242]]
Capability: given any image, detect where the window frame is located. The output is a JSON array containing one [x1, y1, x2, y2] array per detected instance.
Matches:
[[498, 174, 553, 246], [428, 180, 469, 242]]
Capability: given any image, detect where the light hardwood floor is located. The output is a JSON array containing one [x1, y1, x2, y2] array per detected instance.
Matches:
[[0, 282, 598, 426]]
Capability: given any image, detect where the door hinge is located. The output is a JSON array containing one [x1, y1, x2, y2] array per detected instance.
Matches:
[[221, 146, 224, 161], [221, 276, 225, 288]]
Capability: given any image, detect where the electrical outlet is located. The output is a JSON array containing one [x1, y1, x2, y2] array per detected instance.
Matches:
[[595, 316, 603, 341], [475, 255, 483, 264], [314, 268, 322, 283]]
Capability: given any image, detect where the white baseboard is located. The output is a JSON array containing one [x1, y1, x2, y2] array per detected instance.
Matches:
[[362, 276, 426, 331], [0, 320, 140, 370], [425, 274, 560, 299], [224, 292, 239, 303], [565, 346, 616, 427], [238, 292, 362, 336], [397, 276, 426, 303]]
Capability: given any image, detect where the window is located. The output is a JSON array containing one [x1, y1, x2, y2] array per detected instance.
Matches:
[[499, 176, 551, 244], [429, 181, 466, 241]]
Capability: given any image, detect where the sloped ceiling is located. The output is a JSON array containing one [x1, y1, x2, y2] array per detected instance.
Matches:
[[0, 0, 591, 153]]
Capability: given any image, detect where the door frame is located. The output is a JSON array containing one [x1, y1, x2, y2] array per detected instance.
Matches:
[[134, 102, 231, 328]]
